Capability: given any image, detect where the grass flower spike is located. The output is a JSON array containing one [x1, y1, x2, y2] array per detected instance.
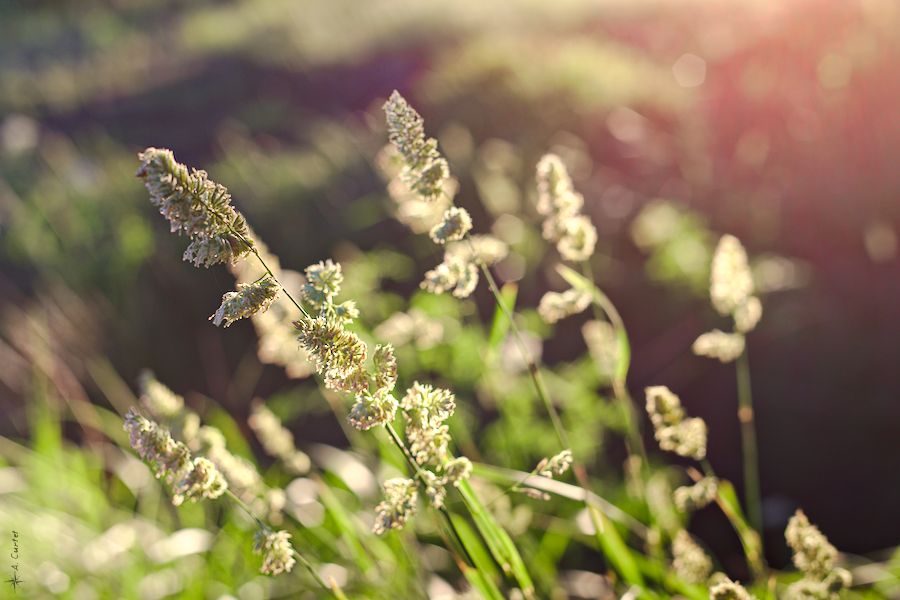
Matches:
[[785, 510, 839, 577], [373, 477, 418, 535], [421, 254, 479, 298], [674, 476, 718, 512], [171, 456, 228, 506], [383, 92, 489, 299], [211, 275, 280, 327], [124, 408, 191, 481], [253, 530, 296, 575], [348, 389, 398, 431], [430, 206, 473, 244], [783, 511, 851, 598], [136, 147, 252, 267], [645, 386, 708, 460], [710, 234, 754, 317], [296, 315, 368, 392], [734, 296, 763, 334], [536, 449, 573, 478], [442, 456, 473, 486], [248, 402, 311, 474], [138, 370, 184, 420], [538, 288, 591, 324], [709, 576, 757, 600], [671, 530, 713, 584], [124, 409, 227, 505], [645, 385, 685, 430], [535, 154, 598, 262], [383, 91, 449, 202], [692, 329, 746, 363], [302, 259, 343, 309]]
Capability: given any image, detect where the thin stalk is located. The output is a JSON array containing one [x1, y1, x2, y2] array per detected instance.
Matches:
[[579, 260, 648, 467], [224, 489, 338, 595], [468, 238, 606, 538], [192, 194, 310, 319], [693, 463, 767, 582], [736, 350, 762, 536], [384, 423, 477, 569]]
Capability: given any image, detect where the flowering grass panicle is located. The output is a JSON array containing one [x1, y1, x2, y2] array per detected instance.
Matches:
[[400, 382, 458, 467], [692, 329, 746, 363], [382, 93, 491, 299], [535, 154, 598, 262], [430, 206, 473, 244], [538, 288, 591, 324], [138, 370, 184, 420], [302, 259, 343, 309], [671, 530, 713, 584], [296, 315, 368, 391], [348, 389, 399, 431], [348, 344, 400, 430], [710, 234, 755, 317], [383, 91, 450, 202], [228, 238, 313, 379], [124, 409, 191, 481], [206, 441, 263, 496], [783, 577, 851, 600], [136, 376, 266, 502], [442, 456, 473, 486], [210, 275, 280, 327], [709, 575, 757, 600], [421, 254, 479, 298], [421, 470, 448, 509], [674, 476, 718, 512], [373, 477, 419, 535], [695, 235, 762, 361], [535, 449, 573, 478], [401, 382, 456, 432], [535, 154, 584, 218], [734, 296, 763, 334], [645, 386, 708, 460], [446, 235, 509, 266], [556, 215, 598, 263], [124, 409, 228, 505], [136, 147, 252, 267], [785, 510, 839, 577], [645, 385, 685, 430], [783, 510, 851, 598], [377, 145, 455, 234], [372, 343, 398, 390], [658, 417, 708, 461], [253, 530, 296, 575], [375, 309, 444, 351], [248, 402, 311, 475], [171, 456, 228, 506]]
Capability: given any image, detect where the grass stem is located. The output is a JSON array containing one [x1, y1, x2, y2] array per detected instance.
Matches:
[[736, 349, 763, 536]]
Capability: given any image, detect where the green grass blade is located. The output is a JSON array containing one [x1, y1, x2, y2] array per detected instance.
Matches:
[[632, 553, 707, 600], [487, 283, 518, 354], [715, 479, 766, 581], [592, 509, 645, 587], [457, 479, 536, 598], [449, 513, 504, 597]]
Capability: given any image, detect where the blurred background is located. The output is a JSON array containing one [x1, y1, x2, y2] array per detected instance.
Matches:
[[1, 0, 899, 597]]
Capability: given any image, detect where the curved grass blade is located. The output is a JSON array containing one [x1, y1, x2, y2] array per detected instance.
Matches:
[[457, 479, 536, 598], [557, 265, 631, 383], [449, 513, 505, 600]]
